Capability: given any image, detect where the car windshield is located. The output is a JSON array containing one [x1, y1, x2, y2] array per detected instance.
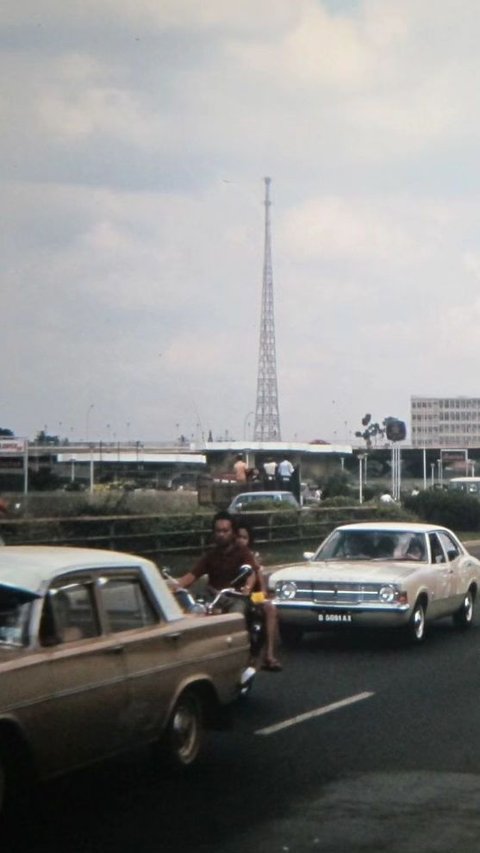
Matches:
[[0, 586, 34, 646], [314, 530, 428, 562]]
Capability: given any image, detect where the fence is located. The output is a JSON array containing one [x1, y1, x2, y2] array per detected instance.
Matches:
[[0, 505, 382, 562]]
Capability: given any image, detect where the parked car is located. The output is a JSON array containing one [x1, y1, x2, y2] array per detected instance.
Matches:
[[0, 546, 250, 814], [168, 473, 199, 491], [227, 491, 301, 513], [268, 522, 480, 645]]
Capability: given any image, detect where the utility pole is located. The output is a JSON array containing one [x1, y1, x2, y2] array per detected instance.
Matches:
[[254, 177, 281, 441]]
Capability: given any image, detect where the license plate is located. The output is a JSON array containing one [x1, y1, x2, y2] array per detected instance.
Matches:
[[318, 611, 352, 624]]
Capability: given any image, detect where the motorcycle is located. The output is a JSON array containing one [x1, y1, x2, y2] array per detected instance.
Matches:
[[162, 565, 265, 694]]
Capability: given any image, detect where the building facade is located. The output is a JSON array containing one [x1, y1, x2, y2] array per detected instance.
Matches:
[[411, 396, 480, 448]]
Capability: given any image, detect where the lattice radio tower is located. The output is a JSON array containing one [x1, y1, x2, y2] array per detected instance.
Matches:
[[253, 177, 281, 441]]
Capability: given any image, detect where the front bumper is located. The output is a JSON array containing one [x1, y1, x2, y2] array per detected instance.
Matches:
[[273, 600, 411, 630]]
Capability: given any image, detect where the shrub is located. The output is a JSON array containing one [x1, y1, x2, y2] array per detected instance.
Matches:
[[403, 490, 480, 531]]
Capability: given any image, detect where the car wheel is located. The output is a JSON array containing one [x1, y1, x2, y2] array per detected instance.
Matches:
[[453, 589, 475, 630], [279, 623, 303, 647], [405, 600, 426, 644], [164, 690, 204, 768]]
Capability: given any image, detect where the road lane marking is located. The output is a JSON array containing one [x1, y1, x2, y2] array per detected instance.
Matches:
[[255, 691, 375, 736]]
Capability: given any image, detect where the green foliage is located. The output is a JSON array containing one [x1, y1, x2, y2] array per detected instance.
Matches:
[[355, 413, 385, 448], [320, 495, 355, 507], [321, 471, 352, 499], [403, 490, 480, 531]]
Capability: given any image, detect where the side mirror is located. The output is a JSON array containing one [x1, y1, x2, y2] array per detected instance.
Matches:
[[232, 564, 253, 588], [303, 551, 314, 561]]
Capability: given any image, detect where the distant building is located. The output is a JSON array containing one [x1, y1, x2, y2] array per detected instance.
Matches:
[[411, 396, 480, 448]]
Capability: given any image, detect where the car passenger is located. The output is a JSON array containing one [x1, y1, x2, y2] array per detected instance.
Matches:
[[405, 537, 425, 561]]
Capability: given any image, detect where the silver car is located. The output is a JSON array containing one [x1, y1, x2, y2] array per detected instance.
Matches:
[[268, 522, 480, 644], [227, 491, 301, 513]]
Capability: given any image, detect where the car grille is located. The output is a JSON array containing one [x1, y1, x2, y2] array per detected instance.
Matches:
[[292, 582, 380, 605]]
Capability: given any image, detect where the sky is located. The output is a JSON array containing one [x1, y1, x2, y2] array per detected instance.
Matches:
[[3, 0, 480, 446]]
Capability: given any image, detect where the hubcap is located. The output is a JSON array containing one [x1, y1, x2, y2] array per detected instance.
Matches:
[[413, 606, 425, 639], [172, 702, 199, 763], [464, 593, 473, 622]]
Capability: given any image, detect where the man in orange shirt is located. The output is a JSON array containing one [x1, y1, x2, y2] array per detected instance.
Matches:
[[233, 453, 248, 483]]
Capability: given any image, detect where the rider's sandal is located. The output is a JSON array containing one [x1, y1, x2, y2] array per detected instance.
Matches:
[[261, 659, 283, 672]]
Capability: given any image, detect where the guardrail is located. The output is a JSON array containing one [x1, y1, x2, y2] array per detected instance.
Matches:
[[0, 505, 381, 560]]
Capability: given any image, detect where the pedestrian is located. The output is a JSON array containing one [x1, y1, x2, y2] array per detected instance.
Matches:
[[233, 453, 248, 484], [277, 457, 294, 490], [263, 457, 277, 490]]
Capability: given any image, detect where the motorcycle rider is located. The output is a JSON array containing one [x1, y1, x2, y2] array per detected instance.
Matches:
[[173, 511, 259, 618]]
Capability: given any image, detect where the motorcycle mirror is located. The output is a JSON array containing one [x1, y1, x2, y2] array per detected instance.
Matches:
[[231, 564, 253, 588]]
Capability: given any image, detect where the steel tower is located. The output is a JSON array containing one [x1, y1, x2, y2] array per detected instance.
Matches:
[[253, 177, 281, 441]]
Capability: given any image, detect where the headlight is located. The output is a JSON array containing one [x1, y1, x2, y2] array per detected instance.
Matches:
[[379, 584, 397, 603], [276, 581, 297, 600]]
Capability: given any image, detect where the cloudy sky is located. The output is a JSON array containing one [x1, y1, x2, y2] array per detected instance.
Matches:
[[3, 0, 480, 445]]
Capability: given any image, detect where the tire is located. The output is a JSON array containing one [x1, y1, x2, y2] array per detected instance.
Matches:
[[405, 600, 426, 644], [453, 589, 475, 630], [163, 690, 204, 769], [279, 623, 303, 648]]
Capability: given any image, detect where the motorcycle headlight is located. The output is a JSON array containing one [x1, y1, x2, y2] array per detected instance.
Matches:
[[276, 581, 297, 600], [379, 584, 397, 603]]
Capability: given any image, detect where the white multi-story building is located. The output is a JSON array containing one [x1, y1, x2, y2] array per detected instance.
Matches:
[[411, 396, 480, 448]]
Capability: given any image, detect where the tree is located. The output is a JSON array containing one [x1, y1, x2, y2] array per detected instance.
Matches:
[[0, 428, 14, 437], [355, 414, 385, 449], [34, 430, 60, 446]]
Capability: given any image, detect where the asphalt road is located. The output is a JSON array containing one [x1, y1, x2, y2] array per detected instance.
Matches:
[[5, 553, 480, 853]]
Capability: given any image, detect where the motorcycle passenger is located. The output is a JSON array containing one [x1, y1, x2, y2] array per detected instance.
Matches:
[[236, 522, 282, 672], [173, 511, 259, 620]]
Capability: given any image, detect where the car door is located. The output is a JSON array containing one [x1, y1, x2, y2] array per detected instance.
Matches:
[[36, 575, 130, 777], [435, 530, 464, 609], [98, 573, 181, 743], [427, 532, 456, 616]]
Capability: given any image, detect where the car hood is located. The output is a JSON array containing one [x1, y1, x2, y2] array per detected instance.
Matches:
[[269, 560, 422, 585]]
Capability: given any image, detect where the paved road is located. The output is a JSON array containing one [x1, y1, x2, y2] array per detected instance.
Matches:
[[4, 605, 480, 853]]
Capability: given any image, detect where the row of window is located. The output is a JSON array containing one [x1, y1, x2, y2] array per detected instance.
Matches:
[[412, 399, 480, 409], [39, 575, 158, 646]]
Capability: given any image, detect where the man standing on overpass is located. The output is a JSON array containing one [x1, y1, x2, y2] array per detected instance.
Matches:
[[277, 457, 294, 491]]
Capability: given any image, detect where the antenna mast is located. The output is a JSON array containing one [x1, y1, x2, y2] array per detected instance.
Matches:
[[253, 177, 281, 441]]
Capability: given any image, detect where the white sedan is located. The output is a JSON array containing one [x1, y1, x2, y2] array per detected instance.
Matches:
[[268, 522, 480, 644]]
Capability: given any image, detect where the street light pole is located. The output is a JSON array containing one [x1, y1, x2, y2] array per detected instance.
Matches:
[[358, 454, 364, 504], [86, 404, 94, 443], [243, 411, 255, 440]]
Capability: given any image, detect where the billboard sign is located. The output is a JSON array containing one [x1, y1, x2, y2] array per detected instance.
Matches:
[[0, 438, 27, 454]]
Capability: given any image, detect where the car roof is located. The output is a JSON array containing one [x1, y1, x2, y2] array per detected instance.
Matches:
[[334, 522, 452, 533], [234, 491, 294, 500], [0, 546, 153, 596]]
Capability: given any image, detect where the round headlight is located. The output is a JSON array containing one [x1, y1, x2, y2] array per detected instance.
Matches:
[[379, 584, 396, 603], [277, 581, 297, 600]]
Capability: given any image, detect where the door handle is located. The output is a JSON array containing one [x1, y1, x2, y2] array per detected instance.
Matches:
[[165, 632, 182, 641], [106, 645, 125, 654]]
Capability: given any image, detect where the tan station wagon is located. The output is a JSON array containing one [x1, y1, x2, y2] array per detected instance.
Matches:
[[0, 546, 250, 813]]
